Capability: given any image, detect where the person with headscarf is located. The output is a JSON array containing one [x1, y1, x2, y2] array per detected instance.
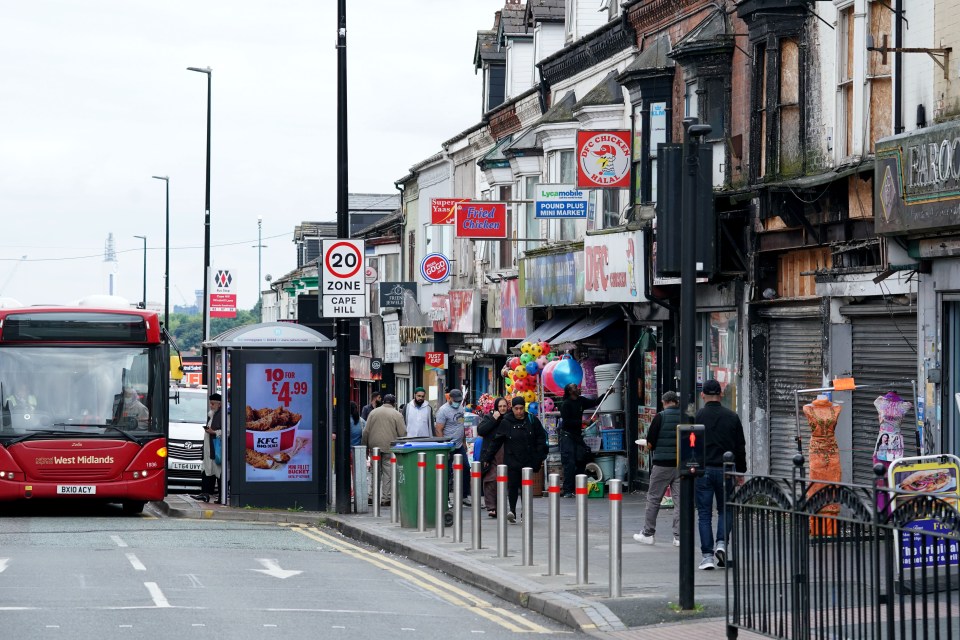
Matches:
[[477, 397, 508, 516]]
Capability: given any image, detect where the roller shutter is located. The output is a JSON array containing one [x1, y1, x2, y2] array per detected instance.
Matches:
[[850, 313, 918, 484], [768, 318, 824, 477]]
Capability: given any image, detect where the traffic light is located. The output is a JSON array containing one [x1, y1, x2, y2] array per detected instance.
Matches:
[[677, 424, 705, 477]]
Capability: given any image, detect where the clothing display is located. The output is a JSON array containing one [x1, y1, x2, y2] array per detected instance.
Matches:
[[872, 391, 912, 466], [803, 396, 841, 535]]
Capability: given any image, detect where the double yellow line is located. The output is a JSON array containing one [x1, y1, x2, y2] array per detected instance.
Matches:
[[284, 523, 554, 634]]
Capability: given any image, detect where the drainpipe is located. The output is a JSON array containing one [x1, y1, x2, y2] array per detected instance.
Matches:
[[894, 0, 903, 133]]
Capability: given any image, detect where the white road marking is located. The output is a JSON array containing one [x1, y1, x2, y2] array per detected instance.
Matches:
[[125, 553, 146, 571], [192, 624, 205, 627], [0, 607, 38, 611], [144, 582, 171, 608], [332, 626, 345, 629], [263, 624, 278, 627], [119, 625, 132, 628], [0, 558, 9, 573], [110, 535, 128, 548], [401, 628, 416, 631], [252, 558, 302, 579], [46, 625, 59, 628]]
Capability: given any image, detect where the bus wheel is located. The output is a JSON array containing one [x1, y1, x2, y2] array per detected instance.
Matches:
[[122, 501, 146, 515]]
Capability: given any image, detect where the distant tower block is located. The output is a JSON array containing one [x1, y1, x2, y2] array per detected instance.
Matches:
[[104, 233, 119, 295]]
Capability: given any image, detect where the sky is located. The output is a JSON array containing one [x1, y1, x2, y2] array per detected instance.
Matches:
[[0, 0, 504, 311]]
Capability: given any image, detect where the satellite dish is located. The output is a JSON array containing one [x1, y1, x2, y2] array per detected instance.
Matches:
[[264, 274, 272, 282]]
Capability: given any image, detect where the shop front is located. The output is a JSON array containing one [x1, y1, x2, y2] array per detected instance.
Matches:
[[876, 122, 958, 458]]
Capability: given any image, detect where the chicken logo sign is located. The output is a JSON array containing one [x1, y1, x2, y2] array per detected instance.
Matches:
[[576, 130, 631, 189]]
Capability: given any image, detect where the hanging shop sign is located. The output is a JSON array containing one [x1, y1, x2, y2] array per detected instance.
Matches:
[[431, 289, 480, 333], [534, 184, 588, 218], [210, 268, 237, 319], [577, 130, 631, 189], [500, 279, 525, 339], [454, 201, 508, 238], [584, 230, 645, 303], [876, 121, 960, 236], [431, 198, 468, 225], [398, 326, 430, 344], [520, 250, 584, 307], [420, 253, 450, 283], [379, 282, 417, 309], [384, 318, 401, 363], [358, 318, 372, 358], [350, 355, 373, 381], [370, 358, 383, 380], [486, 283, 502, 329], [425, 351, 447, 370]]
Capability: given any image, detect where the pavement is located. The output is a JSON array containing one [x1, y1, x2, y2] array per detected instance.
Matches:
[[154, 490, 767, 639]]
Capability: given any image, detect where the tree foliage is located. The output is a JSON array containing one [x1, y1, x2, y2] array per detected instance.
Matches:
[[164, 306, 261, 354]]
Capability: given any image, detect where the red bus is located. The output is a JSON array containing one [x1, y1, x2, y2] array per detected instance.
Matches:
[[0, 304, 170, 513]]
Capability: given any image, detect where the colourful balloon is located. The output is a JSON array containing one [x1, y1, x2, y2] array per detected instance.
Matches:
[[524, 361, 539, 376], [520, 353, 533, 364], [505, 385, 513, 394], [542, 360, 562, 395], [536, 355, 548, 369], [528, 401, 539, 415], [520, 342, 533, 355], [511, 357, 522, 369], [523, 389, 536, 403], [514, 366, 528, 379], [530, 343, 542, 357], [553, 354, 584, 388], [542, 397, 555, 412], [539, 341, 551, 355]]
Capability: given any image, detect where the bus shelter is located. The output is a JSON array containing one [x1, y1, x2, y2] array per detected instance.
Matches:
[[204, 322, 334, 511]]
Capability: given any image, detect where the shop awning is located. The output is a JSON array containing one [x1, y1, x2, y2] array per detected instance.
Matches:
[[522, 313, 583, 345], [549, 311, 620, 345]]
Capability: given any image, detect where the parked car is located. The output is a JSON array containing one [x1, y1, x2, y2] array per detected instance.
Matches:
[[166, 387, 208, 491]]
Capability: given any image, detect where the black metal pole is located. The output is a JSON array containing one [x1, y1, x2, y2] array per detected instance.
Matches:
[[153, 175, 170, 326], [187, 66, 212, 384], [334, 0, 351, 514], [678, 118, 711, 610]]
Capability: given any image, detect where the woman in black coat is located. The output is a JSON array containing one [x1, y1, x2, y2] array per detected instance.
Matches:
[[482, 397, 548, 522], [477, 397, 508, 517]]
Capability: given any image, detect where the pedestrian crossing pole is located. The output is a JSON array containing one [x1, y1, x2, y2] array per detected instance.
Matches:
[[679, 118, 712, 610]]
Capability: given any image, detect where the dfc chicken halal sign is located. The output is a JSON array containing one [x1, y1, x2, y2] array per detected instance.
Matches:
[[577, 130, 631, 189]]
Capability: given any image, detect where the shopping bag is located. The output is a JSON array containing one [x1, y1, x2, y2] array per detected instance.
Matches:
[[213, 436, 222, 465]]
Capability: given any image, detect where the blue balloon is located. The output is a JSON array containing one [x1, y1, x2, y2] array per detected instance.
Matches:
[[525, 360, 539, 376], [527, 401, 539, 415], [553, 354, 584, 388]]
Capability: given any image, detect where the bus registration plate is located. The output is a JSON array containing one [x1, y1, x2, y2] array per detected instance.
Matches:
[[57, 485, 97, 495]]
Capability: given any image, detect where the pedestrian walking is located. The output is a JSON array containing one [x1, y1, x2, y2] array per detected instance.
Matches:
[[403, 386, 434, 438], [360, 391, 382, 422], [477, 397, 508, 516], [435, 388, 471, 504], [361, 394, 406, 505], [191, 392, 222, 503], [481, 397, 548, 523], [694, 379, 747, 570], [558, 382, 603, 497], [633, 391, 681, 547]]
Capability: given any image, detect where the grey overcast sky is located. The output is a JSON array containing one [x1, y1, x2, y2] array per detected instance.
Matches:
[[0, 0, 503, 311]]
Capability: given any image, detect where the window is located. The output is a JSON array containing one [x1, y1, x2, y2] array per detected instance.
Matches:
[[383, 253, 400, 282], [600, 189, 620, 229], [838, 6, 854, 157], [487, 65, 506, 112], [523, 175, 540, 252], [498, 185, 514, 268], [684, 81, 697, 118], [407, 230, 415, 280], [559, 150, 577, 240], [778, 38, 801, 173], [753, 34, 804, 179]]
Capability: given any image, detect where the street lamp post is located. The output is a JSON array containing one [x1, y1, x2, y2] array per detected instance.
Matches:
[[133, 235, 147, 309], [252, 216, 267, 310], [188, 66, 212, 386], [152, 175, 169, 326]]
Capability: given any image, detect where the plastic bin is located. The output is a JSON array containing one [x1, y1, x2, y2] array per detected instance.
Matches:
[[600, 429, 624, 451], [391, 439, 455, 529]]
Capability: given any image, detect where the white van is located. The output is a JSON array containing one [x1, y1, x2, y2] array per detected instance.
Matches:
[[166, 387, 209, 490]]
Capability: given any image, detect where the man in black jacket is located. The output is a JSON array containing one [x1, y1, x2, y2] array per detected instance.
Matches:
[[633, 391, 681, 546], [481, 397, 548, 522], [558, 382, 603, 497], [694, 379, 747, 571]]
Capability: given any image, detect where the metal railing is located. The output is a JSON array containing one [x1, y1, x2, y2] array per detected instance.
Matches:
[[725, 453, 960, 640]]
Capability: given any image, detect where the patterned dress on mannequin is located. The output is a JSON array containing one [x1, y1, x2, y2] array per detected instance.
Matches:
[[804, 397, 842, 535], [873, 392, 912, 513]]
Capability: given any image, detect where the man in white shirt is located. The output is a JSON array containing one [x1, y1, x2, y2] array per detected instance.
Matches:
[[403, 387, 434, 438]]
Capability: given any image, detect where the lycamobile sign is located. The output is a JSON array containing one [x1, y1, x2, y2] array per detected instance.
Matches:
[[535, 184, 588, 218]]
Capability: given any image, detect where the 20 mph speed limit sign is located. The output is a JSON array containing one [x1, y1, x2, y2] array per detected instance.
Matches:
[[321, 239, 366, 318]]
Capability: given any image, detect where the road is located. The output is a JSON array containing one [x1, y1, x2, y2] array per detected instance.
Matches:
[[0, 501, 581, 639]]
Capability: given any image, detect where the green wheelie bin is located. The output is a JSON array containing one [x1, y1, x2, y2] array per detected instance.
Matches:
[[390, 438, 455, 529]]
